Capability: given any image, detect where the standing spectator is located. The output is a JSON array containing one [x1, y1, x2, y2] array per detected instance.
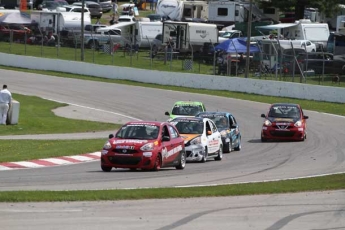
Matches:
[[112, 1, 118, 18], [0, 85, 12, 125], [166, 37, 174, 61]]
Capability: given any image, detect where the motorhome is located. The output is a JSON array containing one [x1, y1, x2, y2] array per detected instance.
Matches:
[[162, 21, 218, 53], [256, 19, 330, 50], [155, 0, 208, 21]]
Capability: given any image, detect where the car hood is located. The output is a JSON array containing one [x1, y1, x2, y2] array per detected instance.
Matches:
[[268, 117, 298, 124], [180, 134, 200, 142]]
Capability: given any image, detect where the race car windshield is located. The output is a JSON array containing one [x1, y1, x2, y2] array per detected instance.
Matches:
[[171, 105, 203, 116], [174, 121, 203, 134], [214, 116, 228, 128], [115, 125, 160, 140], [268, 106, 301, 119]]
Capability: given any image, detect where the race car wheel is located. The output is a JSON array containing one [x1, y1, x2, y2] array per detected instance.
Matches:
[[152, 154, 162, 171], [224, 141, 232, 153], [234, 138, 241, 151], [176, 151, 186, 170], [201, 147, 208, 163], [101, 165, 112, 172], [214, 145, 223, 161], [261, 137, 267, 142]]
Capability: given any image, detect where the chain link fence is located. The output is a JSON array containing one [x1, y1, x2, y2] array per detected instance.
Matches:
[[0, 31, 344, 87]]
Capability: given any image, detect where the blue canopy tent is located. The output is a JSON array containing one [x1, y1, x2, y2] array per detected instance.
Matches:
[[215, 38, 259, 53]]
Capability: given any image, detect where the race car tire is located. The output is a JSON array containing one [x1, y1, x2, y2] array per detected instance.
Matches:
[[214, 145, 223, 161], [101, 165, 112, 172], [175, 151, 186, 170], [152, 154, 162, 171], [201, 147, 208, 163], [261, 137, 267, 142], [234, 138, 241, 151], [223, 140, 231, 153]]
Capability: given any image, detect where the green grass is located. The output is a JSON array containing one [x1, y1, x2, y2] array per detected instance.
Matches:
[[0, 139, 105, 162], [0, 173, 344, 202], [0, 93, 120, 136]]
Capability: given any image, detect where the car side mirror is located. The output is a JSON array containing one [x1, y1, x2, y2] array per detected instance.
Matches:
[[162, 135, 170, 142], [109, 134, 114, 139], [303, 115, 309, 119], [207, 130, 212, 135], [165, 111, 170, 116], [261, 114, 266, 118]]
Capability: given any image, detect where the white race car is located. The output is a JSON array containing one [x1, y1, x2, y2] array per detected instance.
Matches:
[[170, 117, 223, 162]]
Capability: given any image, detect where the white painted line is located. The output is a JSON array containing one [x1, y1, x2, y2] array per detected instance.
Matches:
[[42, 158, 74, 165], [65, 155, 96, 162], [12, 161, 45, 168], [43, 98, 142, 121]]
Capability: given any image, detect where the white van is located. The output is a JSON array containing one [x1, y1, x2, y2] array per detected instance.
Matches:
[[279, 40, 316, 52]]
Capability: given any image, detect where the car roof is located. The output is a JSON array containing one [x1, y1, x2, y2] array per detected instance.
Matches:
[[125, 121, 166, 126], [196, 111, 231, 117], [173, 101, 204, 106]]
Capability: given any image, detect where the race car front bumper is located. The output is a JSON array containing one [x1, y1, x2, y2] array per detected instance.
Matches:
[[185, 144, 205, 162]]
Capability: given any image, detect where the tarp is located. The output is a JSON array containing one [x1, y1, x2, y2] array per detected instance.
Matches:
[[0, 12, 32, 24], [215, 38, 259, 53]]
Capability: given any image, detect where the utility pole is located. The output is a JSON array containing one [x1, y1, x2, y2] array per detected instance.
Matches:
[[244, 0, 253, 78], [81, 0, 85, 61]]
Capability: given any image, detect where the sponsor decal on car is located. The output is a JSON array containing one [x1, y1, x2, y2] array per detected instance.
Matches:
[[113, 140, 148, 144], [162, 145, 183, 159]]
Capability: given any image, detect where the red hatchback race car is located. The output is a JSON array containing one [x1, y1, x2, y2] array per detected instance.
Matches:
[[260, 103, 309, 142], [101, 121, 186, 172]]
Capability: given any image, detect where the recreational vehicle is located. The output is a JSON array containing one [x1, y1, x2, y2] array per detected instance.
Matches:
[[135, 21, 163, 48], [162, 21, 218, 53]]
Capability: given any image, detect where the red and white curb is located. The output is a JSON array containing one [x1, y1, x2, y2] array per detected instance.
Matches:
[[0, 152, 101, 171]]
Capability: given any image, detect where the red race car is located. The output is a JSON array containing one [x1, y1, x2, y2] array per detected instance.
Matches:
[[260, 103, 309, 142], [101, 121, 186, 172]]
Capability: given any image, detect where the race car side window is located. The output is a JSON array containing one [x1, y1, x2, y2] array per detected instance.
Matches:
[[162, 125, 170, 139], [210, 120, 218, 133], [168, 125, 179, 139], [206, 121, 212, 134]]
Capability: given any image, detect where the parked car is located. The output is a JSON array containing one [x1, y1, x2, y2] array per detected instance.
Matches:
[[72, 1, 103, 19], [41, 0, 69, 10], [196, 112, 241, 153], [170, 117, 223, 162], [100, 121, 186, 172], [279, 12, 295, 23], [0, 24, 31, 42], [165, 101, 206, 121], [297, 52, 345, 75], [260, 103, 308, 142]]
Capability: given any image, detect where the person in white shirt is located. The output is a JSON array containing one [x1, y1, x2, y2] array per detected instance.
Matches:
[[0, 85, 12, 125]]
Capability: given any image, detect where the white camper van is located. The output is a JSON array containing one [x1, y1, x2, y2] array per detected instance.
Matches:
[[257, 19, 330, 50], [162, 21, 218, 53], [135, 21, 163, 48]]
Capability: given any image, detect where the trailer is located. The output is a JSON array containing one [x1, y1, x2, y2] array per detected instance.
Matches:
[[162, 21, 218, 53], [155, 0, 207, 21], [135, 21, 162, 48]]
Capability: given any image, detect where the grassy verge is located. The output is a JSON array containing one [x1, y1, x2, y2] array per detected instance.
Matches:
[[0, 93, 120, 136], [0, 139, 105, 162], [0, 173, 344, 202]]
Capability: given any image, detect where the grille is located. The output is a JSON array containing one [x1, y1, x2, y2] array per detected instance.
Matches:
[[269, 131, 295, 137], [112, 149, 138, 154], [108, 156, 142, 165]]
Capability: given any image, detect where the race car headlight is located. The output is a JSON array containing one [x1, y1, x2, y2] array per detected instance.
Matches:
[[220, 130, 227, 137], [264, 119, 272, 126], [103, 141, 112, 150], [190, 136, 201, 145], [294, 120, 303, 127], [140, 143, 154, 151]]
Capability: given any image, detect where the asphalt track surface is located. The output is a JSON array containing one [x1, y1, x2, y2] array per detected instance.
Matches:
[[1, 69, 345, 230]]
